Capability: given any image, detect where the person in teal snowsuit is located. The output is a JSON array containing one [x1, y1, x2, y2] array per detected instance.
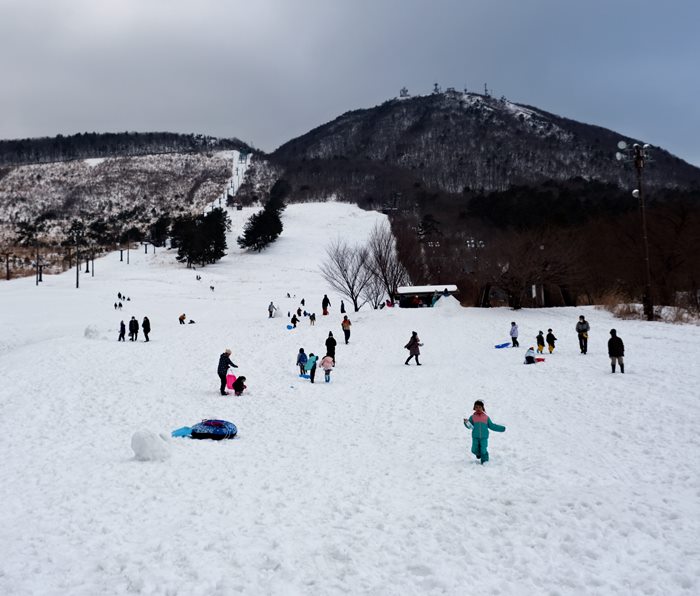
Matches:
[[463, 400, 506, 464]]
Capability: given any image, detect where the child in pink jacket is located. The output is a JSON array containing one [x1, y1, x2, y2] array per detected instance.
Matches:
[[320, 355, 335, 383]]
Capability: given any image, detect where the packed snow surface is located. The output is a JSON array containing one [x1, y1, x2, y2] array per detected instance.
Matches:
[[1, 202, 699, 595]]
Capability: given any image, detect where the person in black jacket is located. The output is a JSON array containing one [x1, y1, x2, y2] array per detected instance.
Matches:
[[576, 315, 590, 354], [217, 349, 239, 395], [325, 332, 337, 365], [142, 316, 151, 342], [128, 316, 139, 341], [322, 294, 331, 315], [118, 320, 126, 342], [608, 329, 625, 373], [232, 376, 247, 396]]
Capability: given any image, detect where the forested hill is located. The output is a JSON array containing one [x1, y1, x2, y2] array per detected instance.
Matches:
[[260, 91, 700, 203], [0, 132, 257, 166]]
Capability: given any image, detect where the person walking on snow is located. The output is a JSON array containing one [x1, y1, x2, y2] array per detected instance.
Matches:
[[576, 315, 590, 354], [340, 300, 346, 314], [268, 302, 277, 318], [608, 329, 625, 373], [510, 322, 519, 347], [179, 313, 186, 325], [536, 331, 545, 354], [297, 348, 308, 375], [309, 312, 316, 326], [341, 315, 352, 344], [325, 332, 337, 364], [404, 331, 422, 365], [463, 400, 506, 464], [546, 329, 557, 354], [118, 320, 126, 342], [305, 353, 318, 383], [217, 349, 238, 395], [142, 316, 151, 342], [290, 314, 299, 328], [322, 294, 331, 315], [320, 355, 335, 383]]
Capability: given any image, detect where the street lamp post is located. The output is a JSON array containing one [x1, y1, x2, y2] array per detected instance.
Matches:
[[616, 141, 654, 321]]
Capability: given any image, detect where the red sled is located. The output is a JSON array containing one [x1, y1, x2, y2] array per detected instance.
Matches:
[[226, 374, 237, 389], [535, 357, 545, 363]]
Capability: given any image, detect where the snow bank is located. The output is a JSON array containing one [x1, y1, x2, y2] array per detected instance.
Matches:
[[131, 429, 172, 461], [433, 294, 462, 312]]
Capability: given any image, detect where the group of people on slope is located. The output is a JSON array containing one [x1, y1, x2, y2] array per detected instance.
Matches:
[[296, 328, 340, 383], [512, 316, 625, 371], [119, 316, 150, 342]]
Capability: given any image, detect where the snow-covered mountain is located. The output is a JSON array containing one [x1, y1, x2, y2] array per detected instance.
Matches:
[[239, 91, 700, 204], [1, 201, 697, 594]]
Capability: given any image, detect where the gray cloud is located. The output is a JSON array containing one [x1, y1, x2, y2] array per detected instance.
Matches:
[[1, 0, 698, 165]]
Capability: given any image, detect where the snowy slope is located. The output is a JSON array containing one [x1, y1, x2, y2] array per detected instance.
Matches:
[[1, 202, 699, 595]]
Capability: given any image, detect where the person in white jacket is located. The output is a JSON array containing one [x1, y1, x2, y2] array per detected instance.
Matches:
[[510, 322, 519, 347]]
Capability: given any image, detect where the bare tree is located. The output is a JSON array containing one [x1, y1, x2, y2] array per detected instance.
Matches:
[[362, 272, 386, 309], [366, 222, 410, 299], [322, 240, 373, 312]]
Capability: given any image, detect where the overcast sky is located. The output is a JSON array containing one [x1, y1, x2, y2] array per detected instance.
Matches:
[[2, 0, 698, 165]]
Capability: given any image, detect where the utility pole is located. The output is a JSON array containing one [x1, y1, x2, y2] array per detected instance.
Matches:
[[617, 141, 654, 321]]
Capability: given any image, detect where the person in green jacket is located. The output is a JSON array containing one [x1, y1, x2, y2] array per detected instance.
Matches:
[[463, 400, 506, 464]]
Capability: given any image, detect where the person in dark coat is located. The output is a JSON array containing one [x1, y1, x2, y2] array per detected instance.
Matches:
[[142, 316, 151, 342], [576, 315, 590, 354], [114, 302, 118, 310], [322, 294, 331, 315], [546, 329, 557, 354], [340, 300, 346, 314], [217, 349, 238, 395], [536, 331, 545, 354], [118, 320, 126, 342], [404, 331, 422, 365], [128, 316, 139, 341], [290, 314, 299, 328], [232, 376, 247, 396], [325, 332, 337, 364], [608, 329, 625, 373]]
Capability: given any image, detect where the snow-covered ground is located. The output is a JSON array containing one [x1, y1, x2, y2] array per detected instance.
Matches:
[[1, 202, 699, 595]]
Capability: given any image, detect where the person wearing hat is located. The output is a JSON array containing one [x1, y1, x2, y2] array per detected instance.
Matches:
[[608, 329, 625, 373], [536, 331, 545, 354], [325, 331, 337, 365], [524, 347, 536, 364], [217, 349, 239, 395]]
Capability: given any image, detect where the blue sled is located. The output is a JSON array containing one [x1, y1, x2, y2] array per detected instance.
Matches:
[[495, 342, 511, 349], [299, 373, 310, 379], [286, 324, 294, 330], [172, 426, 192, 438]]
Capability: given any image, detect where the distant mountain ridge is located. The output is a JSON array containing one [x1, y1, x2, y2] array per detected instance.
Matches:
[[258, 91, 700, 201], [0, 131, 256, 167]]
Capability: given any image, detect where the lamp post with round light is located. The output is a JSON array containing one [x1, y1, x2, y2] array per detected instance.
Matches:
[[616, 141, 654, 321]]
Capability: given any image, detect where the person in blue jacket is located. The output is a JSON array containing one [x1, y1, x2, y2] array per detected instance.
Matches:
[[463, 400, 506, 464], [296, 348, 308, 375]]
